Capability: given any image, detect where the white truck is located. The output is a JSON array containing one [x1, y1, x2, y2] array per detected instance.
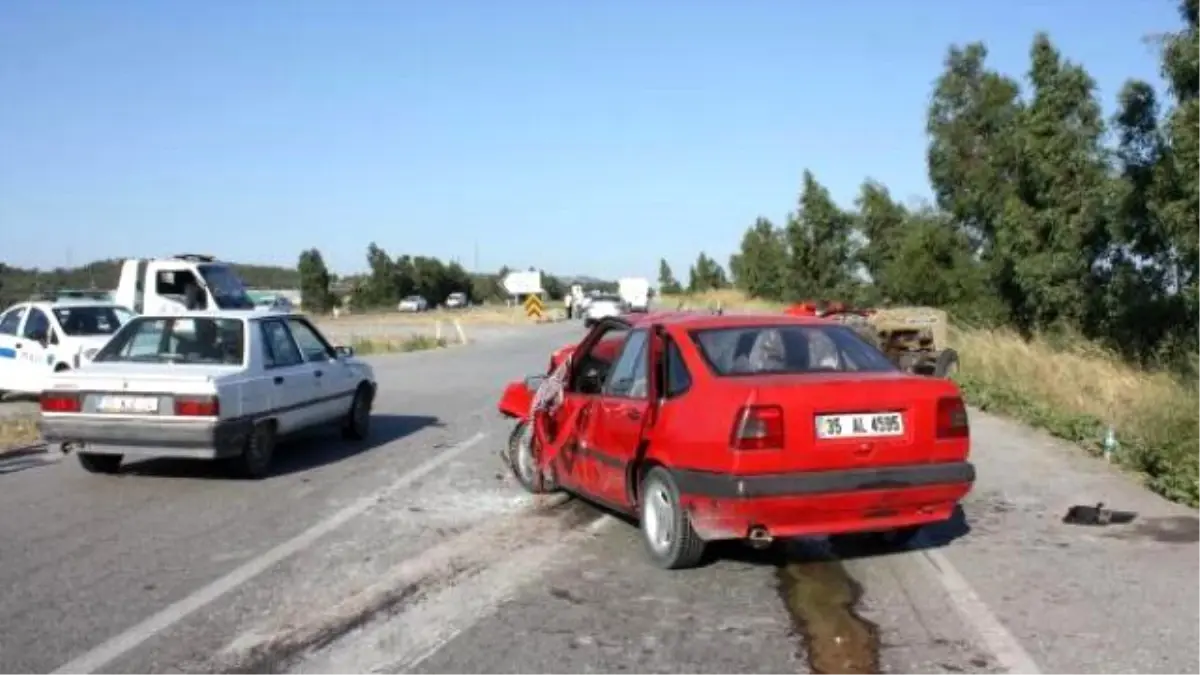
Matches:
[[617, 277, 651, 313], [114, 254, 257, 314]]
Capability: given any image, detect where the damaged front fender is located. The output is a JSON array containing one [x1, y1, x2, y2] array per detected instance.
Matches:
[[497, 376, 543, 420]]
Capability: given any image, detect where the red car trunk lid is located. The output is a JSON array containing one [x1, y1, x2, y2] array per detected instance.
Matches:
[[718, 372, 966, 474]]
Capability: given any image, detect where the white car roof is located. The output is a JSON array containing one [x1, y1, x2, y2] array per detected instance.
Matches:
[[130, 308, 298, 321], [8, 300, 126, 312]]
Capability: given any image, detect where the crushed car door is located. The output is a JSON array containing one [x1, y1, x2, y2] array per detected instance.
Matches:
[[550, 319, 631, 493], [587, 326, 654, 508]]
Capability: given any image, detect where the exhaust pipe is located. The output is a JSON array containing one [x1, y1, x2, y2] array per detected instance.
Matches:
[[747, 525, 773, 549]]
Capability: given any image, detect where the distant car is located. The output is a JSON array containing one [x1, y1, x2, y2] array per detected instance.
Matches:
[[444, 292, 468, 309], [0, 300, 136, 397], [496, 312, 974, 569], [38, 310, 377, 479], [581, 294, 625, 327], [398, 295, 428, 312], [255, 296, 294, 312]]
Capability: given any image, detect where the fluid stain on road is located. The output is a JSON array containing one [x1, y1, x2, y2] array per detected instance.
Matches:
[[775, 547, 880, 674]]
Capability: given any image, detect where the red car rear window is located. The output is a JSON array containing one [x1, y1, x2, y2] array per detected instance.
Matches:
[[689, 324, 895, 376]]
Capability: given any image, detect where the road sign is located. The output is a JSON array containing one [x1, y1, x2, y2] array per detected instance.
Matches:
[[503, 270, 543, 296], [523, 294, 544, 319]]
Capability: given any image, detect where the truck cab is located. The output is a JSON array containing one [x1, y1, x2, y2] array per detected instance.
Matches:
[[618, 277, 651, 313], [114, 254, 256, 315]]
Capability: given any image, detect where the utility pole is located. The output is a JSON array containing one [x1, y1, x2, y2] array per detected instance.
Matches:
[[473, 240, 479, 273]]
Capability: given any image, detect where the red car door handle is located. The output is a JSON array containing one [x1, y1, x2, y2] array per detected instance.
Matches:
[[626, 408, 642, 421]]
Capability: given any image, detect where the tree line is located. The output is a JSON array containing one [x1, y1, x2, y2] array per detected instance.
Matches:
[[0, 248, 617, 315], [296, 242, 619, 313], [664, 0, 1198, 367]]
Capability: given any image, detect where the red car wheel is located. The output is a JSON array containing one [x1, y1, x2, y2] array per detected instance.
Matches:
[[639, 467, 706, 570]]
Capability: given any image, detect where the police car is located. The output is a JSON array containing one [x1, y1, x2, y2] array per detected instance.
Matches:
[[38, 309, 377, 479], [0, 299, 135, 397]]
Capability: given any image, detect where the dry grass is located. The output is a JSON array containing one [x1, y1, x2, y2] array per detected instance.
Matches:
[[659, 290, 786, 312], [951, 326, 1199, 506], [0, 416, 41, 453], [663, 289, 1200, 506], [315, 303, 564, 326], [950, 327, 1186, 438], [348, 334, 450, 355]]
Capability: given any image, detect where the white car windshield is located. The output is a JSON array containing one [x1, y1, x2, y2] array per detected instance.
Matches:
[[94, 316, 245, 366], [52, 306, 132, 336]]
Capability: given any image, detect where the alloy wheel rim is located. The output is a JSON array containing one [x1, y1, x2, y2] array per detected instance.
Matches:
[[643, 485, 674, 554]]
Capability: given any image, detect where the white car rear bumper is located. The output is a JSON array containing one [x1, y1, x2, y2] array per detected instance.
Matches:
[[40, 414, 250, 460]]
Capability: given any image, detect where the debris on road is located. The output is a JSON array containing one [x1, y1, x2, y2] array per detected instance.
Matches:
[[1062, 502, 1138, 527]]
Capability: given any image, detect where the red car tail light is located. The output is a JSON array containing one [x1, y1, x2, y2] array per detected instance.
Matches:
[[936, 396, 969, 439], [731, 405, 785, 450], [41, 392, 81, 413], [174, 396, 220, 417]]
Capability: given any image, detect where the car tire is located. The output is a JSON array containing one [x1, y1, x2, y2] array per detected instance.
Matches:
[[933, 348, 959, 378], [230, 422, 275, 479], [77, 452, 122, 474], [639, 466, 706, 570], [342, 384, 373, 441], [506, 420, 555, 494]]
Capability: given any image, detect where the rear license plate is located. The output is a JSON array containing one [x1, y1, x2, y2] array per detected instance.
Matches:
[[96, 395, 159, 414], [815, 412, 904, 439]]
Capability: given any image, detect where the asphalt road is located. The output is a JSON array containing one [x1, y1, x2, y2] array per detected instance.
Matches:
[[0, 318, 1195, 674]]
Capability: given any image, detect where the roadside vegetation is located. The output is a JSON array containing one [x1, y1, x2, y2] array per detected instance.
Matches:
[[347, 334, 449, 355], [0, 415, 40, 454], [660, 2, 1199, 507]]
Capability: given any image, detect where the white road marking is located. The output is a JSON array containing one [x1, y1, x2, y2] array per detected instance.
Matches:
[[50, 431, 488, 675], [919, 548, 1043, 674]]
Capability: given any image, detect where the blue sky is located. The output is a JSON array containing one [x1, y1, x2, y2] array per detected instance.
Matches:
[[0, 1, 1181, 279]]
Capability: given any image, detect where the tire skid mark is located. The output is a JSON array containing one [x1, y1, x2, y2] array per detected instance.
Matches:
[[210, 496, 600, 673]]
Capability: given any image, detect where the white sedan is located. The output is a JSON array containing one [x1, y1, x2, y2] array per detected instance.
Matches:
[[38, 309, 377, 479], [0, 300, 135, 397], [582, 294, 626, 327], [398, 295, 428, 312]]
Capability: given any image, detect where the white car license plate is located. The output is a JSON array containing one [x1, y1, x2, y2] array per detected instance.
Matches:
[[96, 395, 159, 414], [816, 412, 904, 439]]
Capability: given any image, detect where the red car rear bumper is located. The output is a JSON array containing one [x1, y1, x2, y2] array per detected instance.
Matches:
[[673, 461, 975, 541]]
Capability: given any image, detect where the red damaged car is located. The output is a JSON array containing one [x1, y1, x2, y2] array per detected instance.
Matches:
[[497, 312, 974, 569]]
